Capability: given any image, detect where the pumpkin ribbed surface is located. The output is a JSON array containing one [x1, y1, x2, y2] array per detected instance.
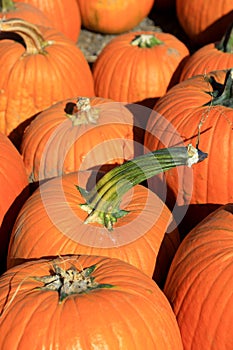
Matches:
[[0, 0, 52, 27], [144, 69, 233, 206], [164, 204, 233, 349], [77, 0, 154, 34], [92, 31, 189, 103], [176, 0, 233, 45], [0, 132, 29, 274], [7, 170, 176, 278], [20, 97, 137, 182], [0, 19, 94, 147], [0, 255, 183, 349], [14, 0, 81, 42]]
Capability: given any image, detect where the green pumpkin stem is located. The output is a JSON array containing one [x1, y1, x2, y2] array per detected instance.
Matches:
[[0, 0, 15, 12], [131, 34, 163, 48], [215, 23, 233, 53], [204, 68, 233, 107], [0, 18, 52, 55], [78, 144, 208, 231]]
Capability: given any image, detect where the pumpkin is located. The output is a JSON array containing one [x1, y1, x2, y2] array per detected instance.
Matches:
[[7, 145, 207, 277], [92, 31, 189, 104], [0, 0, 52, 27], [20, 96, 139, 182], [164, 204, 233, 349], [180, 23, 233, 81], [0, 254, 183, 349], [176, 0, 233, 46], [144, 68, 233, 210], [77, 0, 154, 34], [14, 0, 81, 42], [0, 132, 29, 275], [0, 18, 94, 149]]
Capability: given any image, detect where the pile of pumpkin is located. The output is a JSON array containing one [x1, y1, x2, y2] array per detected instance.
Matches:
[[0, 0, 232, 348]]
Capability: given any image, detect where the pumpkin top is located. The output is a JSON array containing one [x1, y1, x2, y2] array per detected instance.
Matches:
[[131, 34, 163, 48]]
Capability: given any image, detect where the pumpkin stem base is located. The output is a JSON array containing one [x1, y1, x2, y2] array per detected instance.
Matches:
[[34, 263, 113, 301]]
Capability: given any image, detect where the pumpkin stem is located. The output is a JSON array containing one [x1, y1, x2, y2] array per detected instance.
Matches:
[[215, 23, 233, 53], [204, 68, 233, 107], [34, 263, 113, 302], [0, 18, 52, 55], [0, 0, 15, 12], [131, 34, 163, 48], [78, 144, 208, 231], [66, 97, 100, 126]]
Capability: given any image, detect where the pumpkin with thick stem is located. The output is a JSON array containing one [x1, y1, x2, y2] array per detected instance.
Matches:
[[77, 0, 154, 34], [20, 97, 139, 182], [0, 255, 183, 349], [180, 23, 233, 81], [14, 0, 81, 42], [92, 31, 189, 103], [164, 204, 233, 349], [0, 18, 94, 148], [7, 145, 207, 277], [144, 68, 233, 209], [0, 0, 52, 26]]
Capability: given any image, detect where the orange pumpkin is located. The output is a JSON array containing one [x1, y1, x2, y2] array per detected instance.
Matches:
[[0, 0, 52, 26], [180, 23, 233, 81], [20, 97, 138, 182], [92, 31, 189, 104], [164, 204, 233, 349], [7, 145, 207, 277], [144, 68, 233, 208], [14, 0, 81, 42], [77, 0, 154, 34], [0, 132, 29, 274], [176, 0, 233, 45], [0, 255, 183, 349], [0, 18, 94, 148]]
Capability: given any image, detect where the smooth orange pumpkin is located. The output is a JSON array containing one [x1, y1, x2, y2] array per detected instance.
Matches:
[[77, 0, 154, 34], [164, 204, 233, 349], [144, 68, 233, 208], [180, 23, 233, 81], [14, 0, 81, 42], [0, 254, 183, 349], [0, 0, 52, 26], [0, 132, 29, 275], [20, 97, 139, 182], [176, 0, 233, 46], [7, 145, 207, 277], [92, 31, 189, 103], [0, 18, 94, 148]]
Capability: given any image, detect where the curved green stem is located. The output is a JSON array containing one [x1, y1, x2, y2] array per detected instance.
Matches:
[[204, 68, 233, 107], [215, 23, 233, 53], [0, 0, 15, 12], [78, 144, 208, 230]]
